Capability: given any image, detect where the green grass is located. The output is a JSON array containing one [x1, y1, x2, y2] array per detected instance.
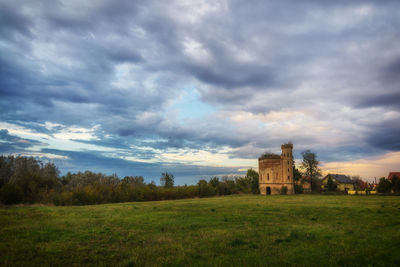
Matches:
[[1, 195, 400, 266]]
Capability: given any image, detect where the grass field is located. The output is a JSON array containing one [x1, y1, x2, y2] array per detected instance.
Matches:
[[1, 195, 400, 266]]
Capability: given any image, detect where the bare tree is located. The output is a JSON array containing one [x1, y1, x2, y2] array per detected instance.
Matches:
[[301, 150, 321, 191]]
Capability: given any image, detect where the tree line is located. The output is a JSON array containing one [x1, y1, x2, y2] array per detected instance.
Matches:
[[0, 155, 260, 205]]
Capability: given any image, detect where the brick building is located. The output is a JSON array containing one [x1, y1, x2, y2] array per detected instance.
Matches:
[[258, 143, 294, 195]]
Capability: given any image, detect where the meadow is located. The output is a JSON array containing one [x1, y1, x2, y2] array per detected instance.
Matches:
[[1, 195, 400, 266]]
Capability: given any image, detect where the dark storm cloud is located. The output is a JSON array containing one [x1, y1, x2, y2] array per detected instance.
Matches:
[[0, 2, 33, 39], [185, 63, 277, 89], [354, 57, 400, 110], [71, 137, 157, 160], [366, 118, 400, 151], [113, 117, 249, 151], [355, 91, 400, 109], [381, 58, 400, 83], [0, 129, 48, 153], [0, 0, 174, 127], [72, 138, 131, 150]]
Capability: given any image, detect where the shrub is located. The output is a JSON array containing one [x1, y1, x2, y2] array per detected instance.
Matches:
[[294, 183, 303, 194], [235, 177, 252, 194], [0, 184, 23, 205], [198, 179, 215, 197], [392, 175, 400, 193], [245, 169, 260, 194], [327, 176, 337, 191], [377, 178, 392, 193], [280, 186, 288, 195], [52, 191, 74, 206]]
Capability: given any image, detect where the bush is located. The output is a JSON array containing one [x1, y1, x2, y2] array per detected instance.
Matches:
[[327, 176, 337, 191], [0, 184, 23, 205], [377, 178, 392, 193], [245, 169, 260, 194], [52, 191, 74, 206], [198, 179, 216, 197], [294, 183, 303, 194], [392, 175, 400, 193], [280, 186, 288, 195]]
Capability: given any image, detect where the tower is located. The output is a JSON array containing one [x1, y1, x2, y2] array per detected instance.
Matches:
[[281, 143, 294, 194]]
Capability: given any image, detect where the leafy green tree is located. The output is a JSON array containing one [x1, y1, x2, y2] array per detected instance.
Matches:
[[0, 156, 14, 188], [197, 179, 213, 197], [220, 176, 238, 195], [61, 172, 73, 186], [148, 181, 157, 189], [377, 177, 392, 193], [209, 177, 220, 188], [326, 176, 337, 191], [160, 172, 174, 188], [246, 169, 259, 194], [9, 156, 42, 203], [235, 176, 252, 193], [40, 162, 60, 192], [122, 176, 145, 187], [301, 150, 321, 192], [294, 183, 303, 194], [293, 165, 302, 181], [391, 175, 400, 193], [293, 165, 303, 193]]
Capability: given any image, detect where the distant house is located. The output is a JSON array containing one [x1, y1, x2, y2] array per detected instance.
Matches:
[[388, 172, 400, 181], [321, 174, 355, 192]]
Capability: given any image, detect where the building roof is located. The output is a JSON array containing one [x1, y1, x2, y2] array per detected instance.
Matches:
[[324, 174, 354, 184], [259, 153, 281, 160], [388, 172, 400, 180]]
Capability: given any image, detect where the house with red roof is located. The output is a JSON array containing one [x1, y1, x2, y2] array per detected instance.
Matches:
[[388, 172, 400, 181]]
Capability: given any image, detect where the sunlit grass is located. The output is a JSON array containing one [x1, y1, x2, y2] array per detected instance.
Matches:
[[1, 195, 400, 266]]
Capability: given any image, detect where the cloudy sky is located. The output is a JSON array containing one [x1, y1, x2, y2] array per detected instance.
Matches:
[[1, 0, 399, 184]]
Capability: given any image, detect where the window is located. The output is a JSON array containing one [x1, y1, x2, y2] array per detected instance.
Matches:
[[288, 168, 290, 172], [288, 175, 290, 180], [267, 173, 269, 181]]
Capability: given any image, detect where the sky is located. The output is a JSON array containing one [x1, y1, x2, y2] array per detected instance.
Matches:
[[1, 0, 400, 184]]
